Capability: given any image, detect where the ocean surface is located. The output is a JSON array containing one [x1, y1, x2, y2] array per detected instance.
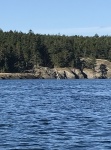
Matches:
[[0, 79, 111, 150]]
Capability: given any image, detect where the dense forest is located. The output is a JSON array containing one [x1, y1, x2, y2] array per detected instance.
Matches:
[[0, 28, 111, 73]]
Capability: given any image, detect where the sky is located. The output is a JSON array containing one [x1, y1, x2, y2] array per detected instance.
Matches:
[[0, 0, 111, 36]]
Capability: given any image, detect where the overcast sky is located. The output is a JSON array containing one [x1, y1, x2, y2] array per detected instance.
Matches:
[[0, 0, 111, 36]]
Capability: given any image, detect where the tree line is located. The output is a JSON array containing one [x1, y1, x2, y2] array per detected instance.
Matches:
[[0, 29, 111, 73]]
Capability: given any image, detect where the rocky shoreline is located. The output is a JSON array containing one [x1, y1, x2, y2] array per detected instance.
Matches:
[[0, 59, 111, 79]]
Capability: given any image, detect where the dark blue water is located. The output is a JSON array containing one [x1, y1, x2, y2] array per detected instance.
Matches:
[[0, 79, 111, 150]]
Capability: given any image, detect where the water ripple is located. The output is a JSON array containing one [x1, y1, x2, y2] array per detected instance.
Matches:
[[0, 79, 111, 149]]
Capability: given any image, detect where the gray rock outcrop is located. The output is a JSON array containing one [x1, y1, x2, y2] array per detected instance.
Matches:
[[0, 59, 111, 79]]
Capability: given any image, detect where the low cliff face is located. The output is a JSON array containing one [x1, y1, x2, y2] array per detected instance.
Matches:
[[36, 59, 111, 79], [33, 58, 111, 79], [0, 59, 111, 79]]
